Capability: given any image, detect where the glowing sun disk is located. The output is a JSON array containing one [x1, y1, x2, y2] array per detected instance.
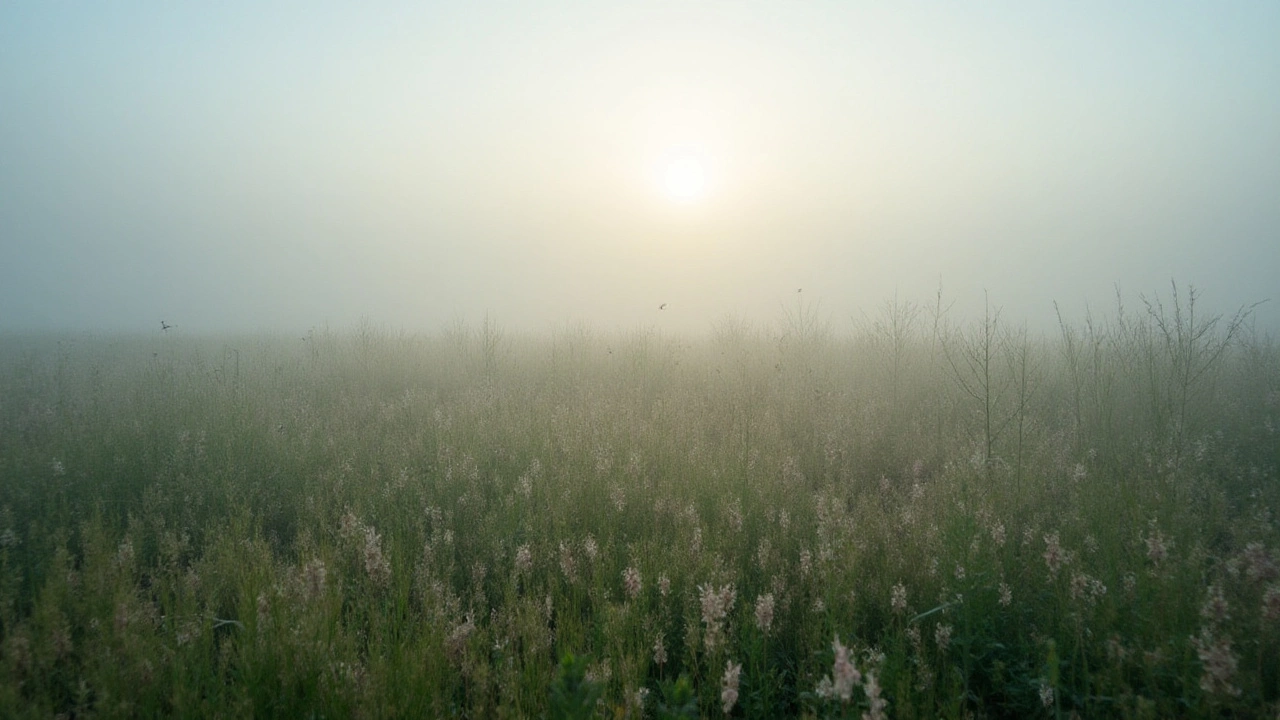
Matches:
[[663, 155, 706, 201]]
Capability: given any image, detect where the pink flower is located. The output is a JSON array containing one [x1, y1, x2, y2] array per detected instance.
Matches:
[[653, 634, 667, 666], [1191, 627, 1241, 697], [934, 623, 952, 653], [1243, 543, 1278, 583], [890, 583, 907, 614], [754, 593, 776, 633], [1043, 532, 1069, 579], [698, 583, 737, 650], [1201, 584, 1229, 625], [1262, 585, 1280, 622], [721, 660, 742, 714], [515, 544, 533, 575], [998, 582, 1013, 607], [622, 566, 642, 600], [815, 635, 861, 703], [862, 671, 888, 720]]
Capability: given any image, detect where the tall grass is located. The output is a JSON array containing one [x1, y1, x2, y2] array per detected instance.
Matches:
[[0, 285, 1276, 718]]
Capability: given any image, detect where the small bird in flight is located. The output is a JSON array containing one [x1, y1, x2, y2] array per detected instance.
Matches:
[[161, 321, 173, 332], [659, 303, 667, 310]]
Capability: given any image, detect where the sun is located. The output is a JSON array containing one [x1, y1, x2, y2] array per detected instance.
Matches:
[[662, 153, 707, 202]]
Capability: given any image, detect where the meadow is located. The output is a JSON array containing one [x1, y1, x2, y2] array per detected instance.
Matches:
[[1, 286, 1277, 718]]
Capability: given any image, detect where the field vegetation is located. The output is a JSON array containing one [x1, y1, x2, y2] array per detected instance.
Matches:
[[1, 284, 1277, 718]]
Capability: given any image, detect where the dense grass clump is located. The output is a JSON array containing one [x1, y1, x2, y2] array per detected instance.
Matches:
[[1, 287, 1277, 718]]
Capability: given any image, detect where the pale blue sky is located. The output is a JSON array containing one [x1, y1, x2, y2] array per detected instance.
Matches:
[[2, 2, 1277, 333]]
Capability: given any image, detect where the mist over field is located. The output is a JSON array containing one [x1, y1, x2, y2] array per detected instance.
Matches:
[[3, 3, 1280, 719], [2, 3, 1278, 335]]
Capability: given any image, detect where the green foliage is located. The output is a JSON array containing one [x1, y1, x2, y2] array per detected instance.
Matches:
[[548, 652, 602, 720], [654, 675, 699, 719]]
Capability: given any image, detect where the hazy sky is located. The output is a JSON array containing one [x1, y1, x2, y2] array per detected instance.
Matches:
[[3, 2, 1278, 334]]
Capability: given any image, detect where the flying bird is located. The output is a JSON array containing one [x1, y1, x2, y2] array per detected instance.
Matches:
[[161, 321, 172, 332], [659, 303, 667, 310]]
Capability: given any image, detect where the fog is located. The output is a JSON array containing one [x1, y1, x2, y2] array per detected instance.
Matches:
[[3, 2, 1278, 336]]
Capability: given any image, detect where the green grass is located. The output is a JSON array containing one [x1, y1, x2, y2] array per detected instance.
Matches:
[[1, 288, 1277, 718]]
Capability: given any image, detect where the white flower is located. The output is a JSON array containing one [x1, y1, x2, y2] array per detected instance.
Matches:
[[721, 660, 742, 714]]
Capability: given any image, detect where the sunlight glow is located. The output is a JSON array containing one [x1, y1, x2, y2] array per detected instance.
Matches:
[[663, 153, 707, 202]]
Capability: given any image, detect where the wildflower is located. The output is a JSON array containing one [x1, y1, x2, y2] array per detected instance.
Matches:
[[1106, 634, 1128, 662], [1191, 627, 1241, 697], [799, 550, 812, 577], [721, 660, 742, 714], [339, 510, 362, 540], [447, 612, 476, 659], [989, 521, 1006, 548], [1243, 542, 1278, 583], [1201, 584, 1229, 625], [726, 499, 743, 532], [815, 635, 860, 703], [658, 574, 671, 597], [558, 541, 576, 582], [1038, 678, 1054, 707], [1043, 532, 1069, 579], [998, 582, 1013, 607], [302, 558, 327, 602], [1069, 572, 1106, 606], [954, 565, 966, 582], [363, 526, 391, 587], [515, 544, 533, 575], [934, 623, 952, 653], [1261, 585, 1280, 622], [891, 583, 908, 614], [1123, 572, 1137, 595], [585, 657, 611, 684], [1084, 534, 1098, 554], [905, 626, 921, 652], [754, 593, 776, 633], [256, 592, 271, 634], [622, 566, 642, 600], [653, 633, 667, 666], [862, 671, 888, 720], [51, 459, 65, 476], [756, 538, 771, 570], [698, 583, 737, 650], [583, 535, 599, 562]]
